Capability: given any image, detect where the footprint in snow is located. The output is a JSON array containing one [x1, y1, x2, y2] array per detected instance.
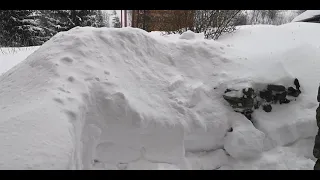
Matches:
[[60, 57, 73, 64]]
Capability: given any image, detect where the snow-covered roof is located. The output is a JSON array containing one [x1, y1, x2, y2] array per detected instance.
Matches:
[[292, 10, 320, 22]]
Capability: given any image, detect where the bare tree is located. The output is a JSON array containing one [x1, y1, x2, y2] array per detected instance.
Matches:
[[233, 12, 248, 26], [192, 10, 242, 39], [157, 10, 242, 39], [158, 10, 242, 40], [132, 10, 241, 39]]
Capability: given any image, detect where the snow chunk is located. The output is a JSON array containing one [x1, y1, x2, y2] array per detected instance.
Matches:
[[224, 112, 265, 160], [179, 30, 196, 40]]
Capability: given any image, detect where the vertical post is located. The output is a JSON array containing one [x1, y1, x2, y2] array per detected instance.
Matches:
[[137, 11, 140, 28], [143, 10, 146, 30], [124, 10, 127, 27], [120, 10, 123, 27], [132, 10, 135, 27]]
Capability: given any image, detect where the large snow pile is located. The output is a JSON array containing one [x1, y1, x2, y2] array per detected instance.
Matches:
[[292, 10, 320, 22], [0, 22, 320, 170]]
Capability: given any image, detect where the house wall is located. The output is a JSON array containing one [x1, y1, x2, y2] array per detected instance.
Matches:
[[132, 10, 195, 32]]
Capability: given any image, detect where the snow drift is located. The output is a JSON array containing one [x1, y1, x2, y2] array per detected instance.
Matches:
[[0, 27, 232, 169], [1, 22, 320, 169]]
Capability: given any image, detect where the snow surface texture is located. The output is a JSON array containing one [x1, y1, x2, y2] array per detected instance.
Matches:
[[0, 23, 319, 169], [292, 10, 320, 22]]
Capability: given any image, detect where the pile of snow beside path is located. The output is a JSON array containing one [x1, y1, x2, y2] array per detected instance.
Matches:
[[292, 10, 320, 22], [0, 27, 236, 169]]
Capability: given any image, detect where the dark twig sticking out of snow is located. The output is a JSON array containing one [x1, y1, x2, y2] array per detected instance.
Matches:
[[223, 78, 301, 121]]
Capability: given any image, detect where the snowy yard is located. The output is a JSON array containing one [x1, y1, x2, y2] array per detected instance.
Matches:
[[0, 47, 39, 76], [0, 22, 319, 170]]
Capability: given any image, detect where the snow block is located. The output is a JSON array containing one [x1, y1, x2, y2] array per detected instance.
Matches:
[[224, 113, 265, 160], [179, 30, 196, 40]]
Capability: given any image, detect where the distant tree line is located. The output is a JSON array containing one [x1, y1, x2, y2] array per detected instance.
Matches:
[[0, 10, 118, 47]]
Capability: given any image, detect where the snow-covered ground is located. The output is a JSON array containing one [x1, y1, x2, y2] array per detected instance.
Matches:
[[0, 22, 319, 170], [0, 47, 39, 76]]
